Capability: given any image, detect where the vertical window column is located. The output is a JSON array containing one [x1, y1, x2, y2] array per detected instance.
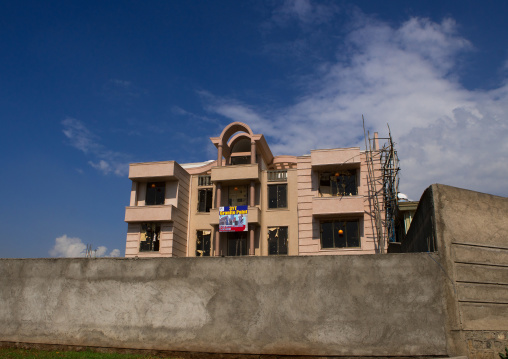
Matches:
[[214, 226, 220, 256], [251, 140, 256, 164], [216, 183, 222, 209], [217, 144, 223, 167], [249, 225, 255, 255]]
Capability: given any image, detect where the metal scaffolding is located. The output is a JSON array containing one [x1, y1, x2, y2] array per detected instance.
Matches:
[[363, 117, 401, 252]]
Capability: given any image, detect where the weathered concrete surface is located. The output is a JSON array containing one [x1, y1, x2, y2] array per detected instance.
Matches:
[[0, 254, 447, 356], [403, 184, 508, 359]]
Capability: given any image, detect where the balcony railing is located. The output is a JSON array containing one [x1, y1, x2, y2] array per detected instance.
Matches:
[[198, 175, 212, 186], [267, 170, 287, 182]]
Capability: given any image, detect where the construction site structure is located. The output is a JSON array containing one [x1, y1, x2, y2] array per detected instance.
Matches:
[[363, 117, 401, 251]]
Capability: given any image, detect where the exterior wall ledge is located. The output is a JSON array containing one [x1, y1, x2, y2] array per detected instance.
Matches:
[[312, 196, 365, 216], [211, 163, 260, 183], [124, 205, 175, 222], [129, 161, 180, 180], [311, 147, 361, 167]]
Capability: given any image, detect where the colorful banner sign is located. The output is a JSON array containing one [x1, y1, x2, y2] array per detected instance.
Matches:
[[219, 205, 248, 232]]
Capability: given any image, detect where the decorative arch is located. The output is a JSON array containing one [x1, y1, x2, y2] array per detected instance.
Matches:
[[210, 122, 273, 167], [228, 133, 252, 153], [218, 122, 254, 149]]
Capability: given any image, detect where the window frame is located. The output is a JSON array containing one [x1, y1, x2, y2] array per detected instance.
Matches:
[[145, 182, 166, 205], [139, 223, 161, 252], [197, 188, 213, 213], [196, 230, 211, 257], [228, 185, 248, 207], [227, 232, 248, 256], [268, 226, 288, 255], [318, 169, 358, 197], [320, 219, 360, 249], [268, 183, 287, 209]]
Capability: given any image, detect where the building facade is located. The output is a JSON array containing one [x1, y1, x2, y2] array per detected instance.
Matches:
[[125, 122, 385, 257]]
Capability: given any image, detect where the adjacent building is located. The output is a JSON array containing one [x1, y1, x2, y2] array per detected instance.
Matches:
[[125, 122, 385, 257]]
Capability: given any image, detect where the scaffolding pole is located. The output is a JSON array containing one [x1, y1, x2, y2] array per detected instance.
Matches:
[[380, 124, 400, 244], [363, 116, 384, 253], [363, 117, 401, 252]]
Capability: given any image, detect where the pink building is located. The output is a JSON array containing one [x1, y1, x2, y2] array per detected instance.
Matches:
[[125, 122, 385, 257]]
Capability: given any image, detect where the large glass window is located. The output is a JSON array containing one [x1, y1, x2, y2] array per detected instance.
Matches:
[[146, 182, 165, 205], [319, 170, 357, 196], [320, 220, 360, 249], [268, 184, 287, 209], [228, 185, 248, 207], [198, 188, 213, 212], [268, 226, 288, 255], [196, 230, 211, 257], [231, 156, 251, 165], [139, 223, 160, 252]]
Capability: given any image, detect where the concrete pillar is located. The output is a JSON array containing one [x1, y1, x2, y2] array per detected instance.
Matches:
[[215, 227, 220, 257], [130, 181, 138, 206], [217, 144, 223, 167], [216, 183, 222, 209], [249, 181, 255, 207], [373, 132, 379, 150], [249, 226, 255, 256], [251, 140, 256, 164]]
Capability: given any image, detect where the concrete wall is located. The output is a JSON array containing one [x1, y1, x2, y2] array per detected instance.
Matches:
[[403, 184, 508, 359], [0, 254, 446, 356]]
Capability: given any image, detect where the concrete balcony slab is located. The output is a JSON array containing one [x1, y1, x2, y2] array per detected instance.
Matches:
[[125, 205, 174, 222], [312, 196, 364, 216], [211, 164, 260, 183]]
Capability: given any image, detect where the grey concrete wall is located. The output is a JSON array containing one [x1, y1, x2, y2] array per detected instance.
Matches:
[[0, 254, 447, 356], [403, 184, 508, 359]]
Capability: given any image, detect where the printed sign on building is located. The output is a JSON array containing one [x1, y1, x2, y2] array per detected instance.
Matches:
[[219, 205, 248, 232]]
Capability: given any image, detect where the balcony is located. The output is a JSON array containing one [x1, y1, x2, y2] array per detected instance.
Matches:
[[312, 196, 364, 216], [211, 163, 260, 183], [209, 206, 260, 225], [129, 161, 178, 181], [311, 148, 361, 168], [125, 205, 174, 222]]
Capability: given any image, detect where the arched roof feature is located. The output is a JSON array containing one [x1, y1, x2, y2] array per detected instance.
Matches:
[[228, 133, 252, 153], [219, 122, 253, 147], [210, 122, 274, 165]]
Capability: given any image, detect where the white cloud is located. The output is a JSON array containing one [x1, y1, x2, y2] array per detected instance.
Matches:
[[270, 0, 338, 27], [62, 118, 130, 176], [203, 15, 508, 200], [109, 249, 121, 257], [49, 235, 122, 258]]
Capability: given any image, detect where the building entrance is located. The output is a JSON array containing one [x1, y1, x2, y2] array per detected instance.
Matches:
[[227, 232, 248, 256]]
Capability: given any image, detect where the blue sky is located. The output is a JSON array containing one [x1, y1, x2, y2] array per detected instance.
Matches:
[[1, 0, 507, 258]]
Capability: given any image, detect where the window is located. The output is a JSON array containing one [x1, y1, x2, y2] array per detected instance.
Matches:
[[227, 232, 248, 256], [268, 226, 288, 255], [228, 185, 248, 206], [231, 156, 251, 165], [198, 188, 213, 212], [196, 230, 211, 257], [268, 184, 287, 209], [146, 182, 165, 205], [198, 175, 211, 186], [139, 223, 160, 252], [319, 170, 357, 196], [267, 170, 287, 182], [320, 220, 360, 249]]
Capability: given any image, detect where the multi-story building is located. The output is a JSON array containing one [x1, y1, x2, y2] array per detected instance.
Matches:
[[124, 121, 385, 257]]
